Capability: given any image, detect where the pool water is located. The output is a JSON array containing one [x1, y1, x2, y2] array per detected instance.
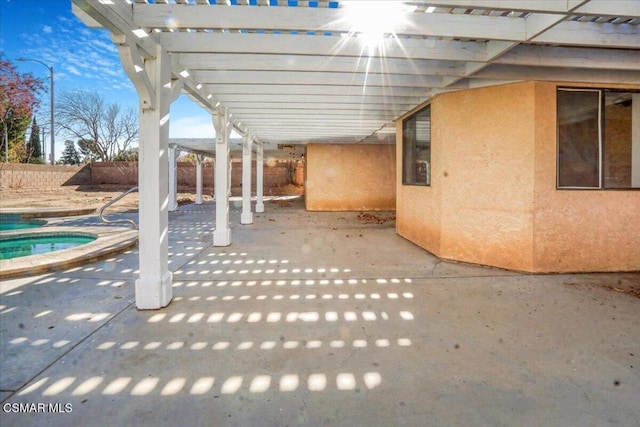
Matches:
[[0, 234, 96, 260], [0, 221, 45, 231], [0, 215, 45, 231]]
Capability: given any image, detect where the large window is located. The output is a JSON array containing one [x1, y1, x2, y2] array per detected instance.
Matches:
[[557, 88, 639, 189], [403, 105, 431, 185]]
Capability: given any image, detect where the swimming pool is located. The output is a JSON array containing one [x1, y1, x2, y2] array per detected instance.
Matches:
[[0, 215, 45, 231], [0, 233, 97, 260]]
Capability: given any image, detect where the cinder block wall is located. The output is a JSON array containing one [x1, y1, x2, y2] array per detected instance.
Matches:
[[305, 144, 396, 211], [90, 160, 302, 193], [0, 164, 90, 189]]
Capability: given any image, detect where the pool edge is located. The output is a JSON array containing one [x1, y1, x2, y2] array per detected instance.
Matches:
[[0, 226, 138, 279]]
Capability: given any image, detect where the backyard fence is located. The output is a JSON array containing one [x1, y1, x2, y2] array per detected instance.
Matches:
[[0, 161, 304, 193]]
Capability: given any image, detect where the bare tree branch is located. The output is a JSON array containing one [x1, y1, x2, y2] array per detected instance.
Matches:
[[56, 89, 138, 161]]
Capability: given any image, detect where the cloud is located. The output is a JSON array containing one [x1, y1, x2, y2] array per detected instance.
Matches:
[[43, 25, 52, 34], [64, 65, 82, 76], [169, 116, 216, 139]]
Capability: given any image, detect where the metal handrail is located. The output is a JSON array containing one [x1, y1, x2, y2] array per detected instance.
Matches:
[[98, 186, 138, 229]]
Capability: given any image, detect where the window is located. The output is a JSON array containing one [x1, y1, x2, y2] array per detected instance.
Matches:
[[557, 88, 639, 189], [402, 105, 431, 185]]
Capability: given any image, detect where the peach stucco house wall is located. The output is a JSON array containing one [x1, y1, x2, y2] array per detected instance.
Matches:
[[305, 144, 395, 212], [396, 81, 640, 273]]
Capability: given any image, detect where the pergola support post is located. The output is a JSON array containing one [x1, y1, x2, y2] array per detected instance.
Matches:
[[255, 144, 265, 213], [195, 154, 204, 205], [213, 108, 232, 246], [168, 144, 178, 212], [241, 135, 254, 224], [115, 39, 182, 310]]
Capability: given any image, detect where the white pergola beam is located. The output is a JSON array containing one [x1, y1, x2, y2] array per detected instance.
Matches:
[[574, 0, 640, 18], [495, 45, 640, 70], [193, 70, 444, 88], [160, 33, 487, 62], [533, 20, 640, 48], [472, 64, 640, 85], [134, 4, 525, 41], [227, 111, 396, 120], [175, 53, 469, 76], [138, 4, 638, 47], [204, 84, 425, 97], [212, 93, 425, 105], [224, 102, 409, 112], [413, 1, 574, 13], [403, 0, 640, 17]]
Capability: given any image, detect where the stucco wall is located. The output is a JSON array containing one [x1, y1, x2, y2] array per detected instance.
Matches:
[[437, 82, 536, 271], [306, 144, 395, 211], [395, 122, 441, 254], [532, 82, 640, 272], [396, 80, 640, 273]]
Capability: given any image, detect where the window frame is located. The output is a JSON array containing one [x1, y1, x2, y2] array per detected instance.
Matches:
[[402, 104, 431, 187], [556, 87, 640, 191]]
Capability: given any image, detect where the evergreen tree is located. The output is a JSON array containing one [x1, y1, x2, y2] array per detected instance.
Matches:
[[77, 138, 96, 162], [61, 139, 81, 165], [26, 116, 43, 162]]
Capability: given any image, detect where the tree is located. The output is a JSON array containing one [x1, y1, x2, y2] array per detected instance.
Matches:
[[26, 116, 43, 163], [60, 139, 81, 165], [56, 89, 138, 161], [113, 147, 138, 162], [77, 138, 96, 162], [0, 56, 45, 162]]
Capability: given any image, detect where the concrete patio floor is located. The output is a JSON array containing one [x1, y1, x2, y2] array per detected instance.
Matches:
[[1, 197, 638, 426]]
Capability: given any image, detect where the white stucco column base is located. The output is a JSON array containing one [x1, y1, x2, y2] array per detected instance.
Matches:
[[241, 212, 253, 224], [213, 228, 232, 246], [135, 271, 173, 310]]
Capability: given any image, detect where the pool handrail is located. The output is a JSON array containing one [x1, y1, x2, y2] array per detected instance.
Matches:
[[98, 186, 138, 230]]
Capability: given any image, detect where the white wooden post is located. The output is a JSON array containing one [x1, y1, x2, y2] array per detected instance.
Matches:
[[632, 94, 640, 188], [256, 143, 265, 213], [115, 38, 182, 310], [241, 135, 253, 224], [213, 109, 232, 246], [195, 154, 203, 205], [168, 144, 178, 212]]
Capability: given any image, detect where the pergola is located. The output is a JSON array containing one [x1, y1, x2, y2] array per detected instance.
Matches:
[[72, 0, 639, 309]]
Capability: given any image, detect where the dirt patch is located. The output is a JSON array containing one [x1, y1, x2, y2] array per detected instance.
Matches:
[[357, 212, 396, 224], [270, 199, 292, 208], [564, 279, 640, 299], [602, 284, 640, 299]]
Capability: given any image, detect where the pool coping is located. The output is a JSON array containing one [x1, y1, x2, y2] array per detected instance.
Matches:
[[0, 207, 97, 218], [0, 226, 138, 279]]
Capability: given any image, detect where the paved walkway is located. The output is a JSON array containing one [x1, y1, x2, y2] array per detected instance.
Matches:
[[1, 197, 638, 426]]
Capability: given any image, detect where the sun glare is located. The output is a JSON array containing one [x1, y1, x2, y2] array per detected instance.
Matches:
[[343, 1, 411, 52]]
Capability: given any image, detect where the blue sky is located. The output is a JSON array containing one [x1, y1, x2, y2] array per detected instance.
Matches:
[[0, 0, 214, 159]]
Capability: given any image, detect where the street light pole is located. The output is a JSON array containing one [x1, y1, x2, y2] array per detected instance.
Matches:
[[17, 58, 54, 164]]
